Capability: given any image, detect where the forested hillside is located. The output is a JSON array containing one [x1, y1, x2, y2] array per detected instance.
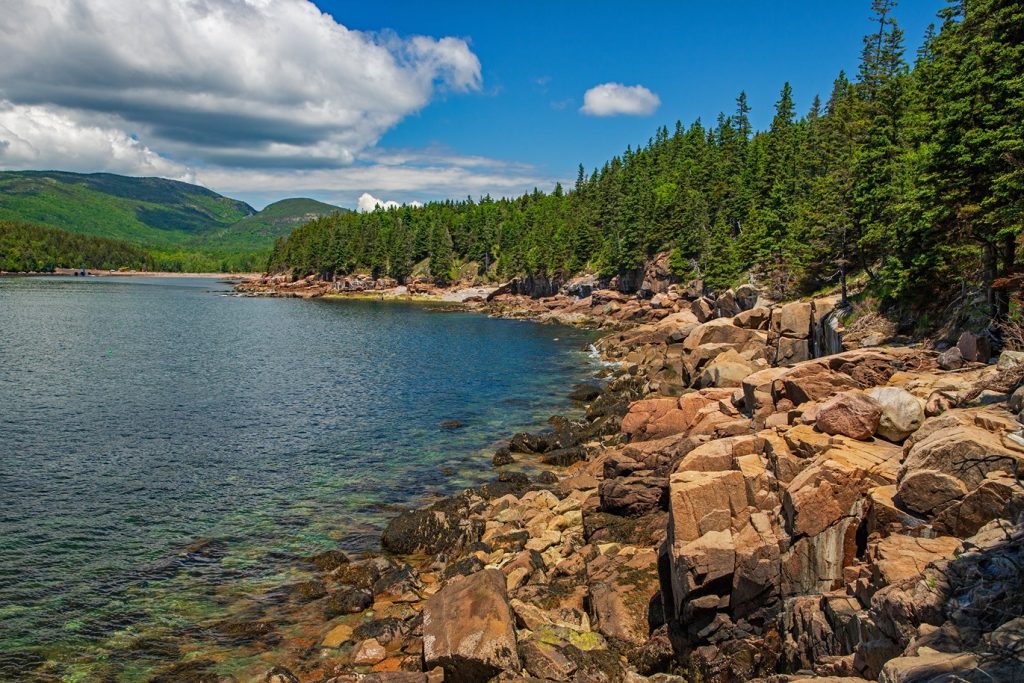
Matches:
[[268, 0, 1022, 315], [0, 171, 254, 247], [0, 221, 154, 272], [0, 172, 345, 272]]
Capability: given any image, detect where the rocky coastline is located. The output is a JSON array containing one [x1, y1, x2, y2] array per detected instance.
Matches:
[[204, 272, 1024, 683]]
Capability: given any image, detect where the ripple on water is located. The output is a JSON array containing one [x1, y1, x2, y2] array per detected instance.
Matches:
[[0, 276, 602, 680]]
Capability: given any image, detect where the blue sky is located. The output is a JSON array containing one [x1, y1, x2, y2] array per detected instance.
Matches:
[[330, 0, 942, 190], [0, 1, 943, 209]]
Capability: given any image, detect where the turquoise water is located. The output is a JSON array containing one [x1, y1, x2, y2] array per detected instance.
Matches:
[[0, 276, 599, 681]]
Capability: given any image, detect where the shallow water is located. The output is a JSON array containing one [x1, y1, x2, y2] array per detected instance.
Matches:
[[0, 276, 599, 681]]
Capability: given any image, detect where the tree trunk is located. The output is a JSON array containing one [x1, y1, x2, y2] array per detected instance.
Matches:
[[995, 234, 1017, 321], [983, 241, 998, 318]]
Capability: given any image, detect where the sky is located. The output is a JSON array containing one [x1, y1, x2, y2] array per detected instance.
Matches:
[[0, 0, 943, 211]]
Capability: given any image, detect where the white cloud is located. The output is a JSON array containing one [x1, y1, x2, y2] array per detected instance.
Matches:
[[0, 0, 555, 209], [580, 83, 661, 117], [0, 101, 194, 180], [0, 0, 482, 167], [357, 192, 424, 213]]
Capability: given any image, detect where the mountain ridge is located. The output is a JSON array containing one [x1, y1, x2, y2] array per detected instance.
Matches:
[[0, 170, 346, 255]]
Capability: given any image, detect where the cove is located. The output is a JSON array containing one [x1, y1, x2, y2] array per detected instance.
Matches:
[[0, 276, 600, 681]]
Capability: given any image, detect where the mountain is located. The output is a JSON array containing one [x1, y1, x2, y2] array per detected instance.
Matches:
[[0, 171, 255, 249], [194, 197, 347, 252], [0, 171, 346, 255]]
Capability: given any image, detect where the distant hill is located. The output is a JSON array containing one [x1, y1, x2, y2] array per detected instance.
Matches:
[[0, 171, 255, 249], [0, 220, 154, 272], [0, 171, 347, 255], [194, 197, 347, 252]]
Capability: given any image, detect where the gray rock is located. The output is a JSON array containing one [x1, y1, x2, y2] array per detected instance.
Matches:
[[867, 386, 926, 442]]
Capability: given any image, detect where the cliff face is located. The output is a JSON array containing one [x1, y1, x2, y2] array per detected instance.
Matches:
[[209, 280, 1023, 683]]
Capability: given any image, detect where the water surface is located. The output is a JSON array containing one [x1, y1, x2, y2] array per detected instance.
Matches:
[[0, 276, 599, 681]]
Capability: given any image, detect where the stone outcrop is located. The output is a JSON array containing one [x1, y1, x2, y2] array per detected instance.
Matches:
[[227, 281, 1024, 683], [422, 569, 521, 683]]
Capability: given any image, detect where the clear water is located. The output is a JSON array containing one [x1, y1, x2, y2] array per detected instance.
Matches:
[[0, 276, 599, 681]]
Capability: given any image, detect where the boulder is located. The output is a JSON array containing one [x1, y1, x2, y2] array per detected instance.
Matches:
[[698, 352, 760, 389], [733, 306, 771, 330], [683, 318, 767, 352], [353, 638, 387, 665], [587, 546, 661, 647], [878, 651, 978, 683], [691, 297, 715, 323], [422, 569, 521, 683], [956, 331, 991, 363], [867, 387, 925, 442], [867, 534, 961, 590], [382, 492, 484, 555], [324, 587, 373, 618], [777, 302, 814, 338], [816, 391, 882, 440], [997, 349, 1024, 370], [895, 470, 968, 517], [779, 364, 861, 406], [932, 475, 1024, 536], [937, 346, 964, 371], [735, 284, 761, 311], [900, 412, 1024, 489], [598, 476, 666, 517], [775, 336, 812, 365]]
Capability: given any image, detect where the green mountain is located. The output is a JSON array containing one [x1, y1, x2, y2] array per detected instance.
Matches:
[[0, 171, 347, 260], [195, 197, 347, 252], [0, 171, 255, 250]]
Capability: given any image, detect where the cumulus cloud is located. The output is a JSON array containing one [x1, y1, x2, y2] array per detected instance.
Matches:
[[0, 101, 194, 180], [0, 0, 481, 167], [0, 0, 557, 209], [356, 192, 424, 213], [580, 83, 661, 117]]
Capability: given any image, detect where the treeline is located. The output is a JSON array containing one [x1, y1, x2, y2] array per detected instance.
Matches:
[[0, 221, 154, 272], [269, 0, 1022, 313], [150, 249, 269, 274]]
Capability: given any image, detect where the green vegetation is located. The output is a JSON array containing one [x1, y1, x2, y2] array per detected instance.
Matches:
[[0, 220, 154, 272], [269, 0, 1023, 318], [0, 171, 253, 247], [194, 198, 347, 253], [0, 172, 344, 272]]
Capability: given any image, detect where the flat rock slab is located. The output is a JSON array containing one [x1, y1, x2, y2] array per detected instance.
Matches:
[[423, 568, 521, 683]]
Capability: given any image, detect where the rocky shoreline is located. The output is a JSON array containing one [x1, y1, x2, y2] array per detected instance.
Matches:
[[197, 275, 1024, 683]]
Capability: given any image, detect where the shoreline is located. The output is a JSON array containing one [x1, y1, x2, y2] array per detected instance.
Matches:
[[198, 275, 1024, 683], [0, 268, 259, 279], [15, 272, 1023, 682]]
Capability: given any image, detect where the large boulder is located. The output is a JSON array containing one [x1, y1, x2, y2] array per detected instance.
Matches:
[[895, 470, 968, 517], [586, 545, 661, 648], [775, 302, 814, 338], [683, 318, 768, 352], [778, 364, 861, 406], [878, 651, 978, 683], [867, 387, 926, 442], [956, 331, 991, 363], [422, 569, 521, 683], [816, 391, 882, 440], [900, 411, 1024, 489], [698, 350, 762, 389], [621, 390, 741, 442]]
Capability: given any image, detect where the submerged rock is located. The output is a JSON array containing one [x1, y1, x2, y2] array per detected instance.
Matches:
[[382, 492, 485, 556], [323, 587, 373, 618]]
